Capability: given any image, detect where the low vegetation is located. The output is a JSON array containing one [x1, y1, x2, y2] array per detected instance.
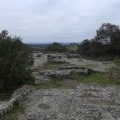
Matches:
[[41, 60, 70, 70], [107, 59, 120, 84], [35, 71, 119, 90], [0, 105, 25, 120], [68, 72, 118, 85]]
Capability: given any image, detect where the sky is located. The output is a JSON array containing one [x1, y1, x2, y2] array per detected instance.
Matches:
[[0, 0, 120, 43]]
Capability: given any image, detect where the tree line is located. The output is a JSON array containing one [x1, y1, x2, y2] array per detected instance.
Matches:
[[35, 23, 120, 57], [79, 23, 120, 57]]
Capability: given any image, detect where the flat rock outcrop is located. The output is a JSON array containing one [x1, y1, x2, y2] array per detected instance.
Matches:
[[33, 66, 94, 84], [22, 84, 120, 120]]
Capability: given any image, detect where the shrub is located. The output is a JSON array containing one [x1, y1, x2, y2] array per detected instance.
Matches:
[[107, 59, 120, 84], [0, 30, 34, 94]]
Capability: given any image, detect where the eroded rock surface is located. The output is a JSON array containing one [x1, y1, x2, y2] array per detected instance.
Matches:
[[21, 84, 120, 120], [32, 53, 115, 84], [0, 53, 118, 120], [0, 85, 34, 116]]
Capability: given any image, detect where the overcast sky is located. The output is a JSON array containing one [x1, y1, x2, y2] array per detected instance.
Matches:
[[0, 0, 120, 43]]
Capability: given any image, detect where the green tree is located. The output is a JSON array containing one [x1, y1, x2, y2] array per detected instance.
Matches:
[[46, 42, 66, 53], [0, 30, 33, 94], [78, 23, 120, 57], [96, 23, 120, 54], [89, 39, 106, 57], [78, 39, 91, 55]]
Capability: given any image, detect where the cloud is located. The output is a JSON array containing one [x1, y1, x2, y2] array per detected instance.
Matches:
[[0, 0, 120, 43]]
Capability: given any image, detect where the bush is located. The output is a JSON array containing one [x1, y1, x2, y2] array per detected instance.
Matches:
[[107, 59, 120, 84], [0, 30, 34, 94], [45, 42, 66, 53]]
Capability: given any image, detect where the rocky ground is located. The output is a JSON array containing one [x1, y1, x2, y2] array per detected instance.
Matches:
[[0, 53, 119, 120], [18, 84, 120, 120], [33, 53, 114, 72], [32, 53, 114, 84]]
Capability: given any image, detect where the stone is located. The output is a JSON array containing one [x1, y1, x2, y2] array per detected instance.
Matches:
[[0, 85, 34, 116], [22, 84, 120, 120]]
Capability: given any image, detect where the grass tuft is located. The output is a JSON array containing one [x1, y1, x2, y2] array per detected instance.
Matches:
[[0, 105, 25, 120], [41, 60, 70, 70], [35, 72, 118, 90]]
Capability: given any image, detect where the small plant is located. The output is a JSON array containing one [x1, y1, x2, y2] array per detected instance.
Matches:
[[0, 105, 25, 120], [107, 59, 120, 85]]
